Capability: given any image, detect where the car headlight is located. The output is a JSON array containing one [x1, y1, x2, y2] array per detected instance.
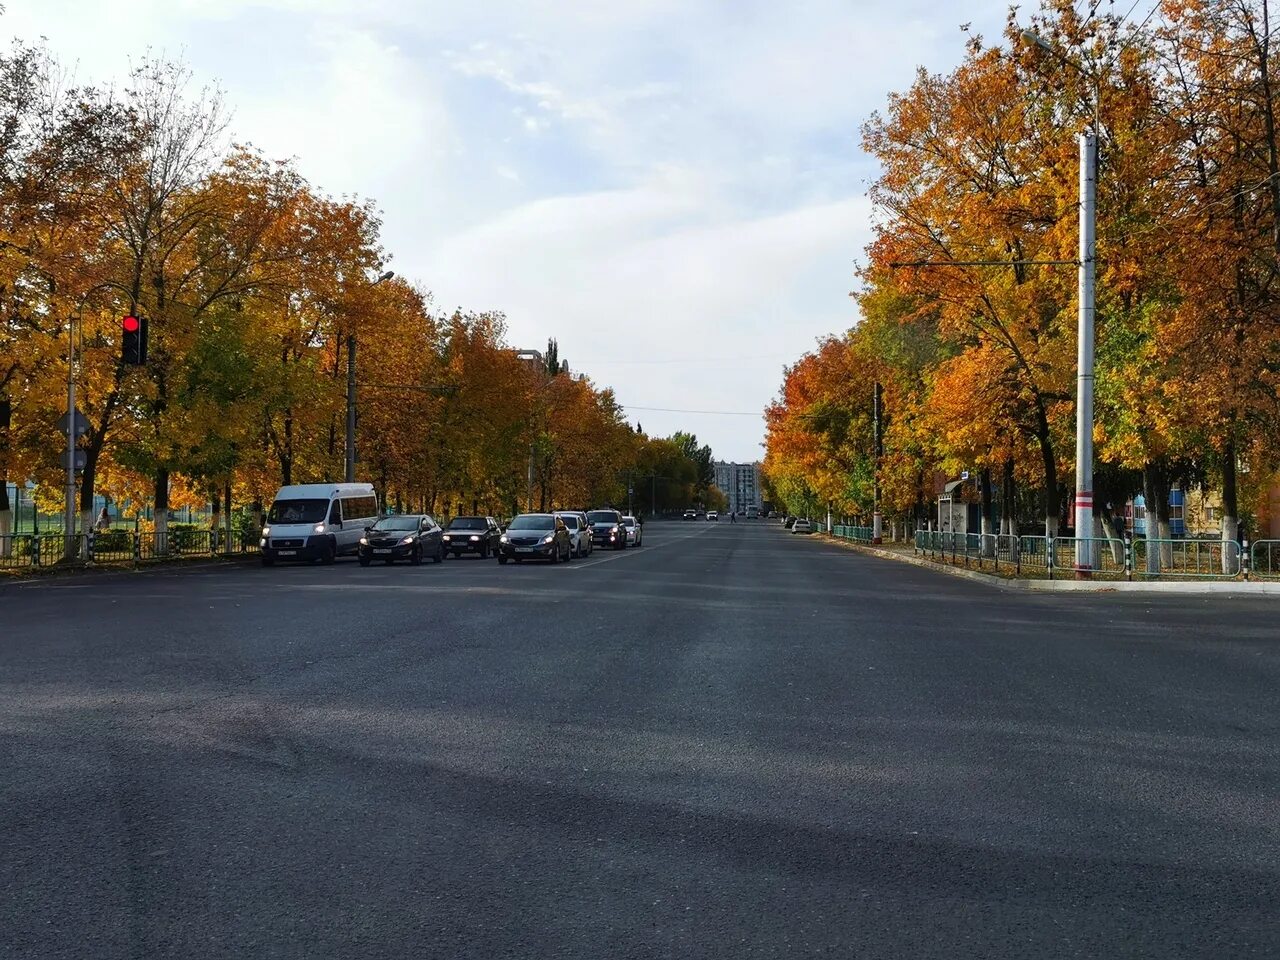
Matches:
[[541, 534, 554, 544], [261, 526, 271, 537], [259, 538, 267, 547], [469, 535, 480, 541], [359, 537, 368, 545], [443, 534, 451, 540], [314, 524, 326, 534], [611, 525, 619, 533], [400, 535, 416, 545], [500, 534, 508, 543]]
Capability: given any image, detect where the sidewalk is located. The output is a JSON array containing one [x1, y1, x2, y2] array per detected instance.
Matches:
[[823, 535, 1280, 594]]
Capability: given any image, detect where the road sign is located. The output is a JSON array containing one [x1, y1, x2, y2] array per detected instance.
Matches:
[[58, 408, 90, 438], [960, 470, 970, 481], [62, 449, 86, 472]]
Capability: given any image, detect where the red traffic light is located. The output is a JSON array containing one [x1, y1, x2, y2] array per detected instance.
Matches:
[[122, 315, 141, 333]]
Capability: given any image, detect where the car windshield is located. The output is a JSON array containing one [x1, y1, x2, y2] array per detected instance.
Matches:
[[622, 518, 636, 527], [371, 516, 421, 531], [449, 517, 487, 530], [267, 499, 329, 524], [558, 516, 579, 529], [587, 511, 618, 524], [508, 515, 554, 530]]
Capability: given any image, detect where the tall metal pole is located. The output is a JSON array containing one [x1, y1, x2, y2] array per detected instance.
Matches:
[[345, 333, 356, 482], [872, 380, 883, 543], [64, 314, 77, 556], [1074, 130, 1097, 573]]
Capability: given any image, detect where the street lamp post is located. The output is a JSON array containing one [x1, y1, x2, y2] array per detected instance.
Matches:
[[1022, 29, 1098, 574], [345, 270, 394, 483]]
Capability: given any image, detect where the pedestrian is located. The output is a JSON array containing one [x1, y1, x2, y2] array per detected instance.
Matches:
[[95, 506, 111, 532]]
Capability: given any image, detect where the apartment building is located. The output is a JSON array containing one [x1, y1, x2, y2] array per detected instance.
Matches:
[[714, 461, 761, 515]]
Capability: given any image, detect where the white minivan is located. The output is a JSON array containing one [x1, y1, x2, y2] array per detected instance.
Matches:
[[260, 482, 379, 565]]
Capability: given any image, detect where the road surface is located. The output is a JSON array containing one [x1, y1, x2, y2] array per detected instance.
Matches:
[[3, 520, 1277, 958]]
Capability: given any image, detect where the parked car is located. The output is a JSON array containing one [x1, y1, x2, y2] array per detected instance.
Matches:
[[792, 518, 814, 534], [261, 482, 378, 565], [358, 514, 444, 565], [587, 509, 628, 550], [555, 511, 594, 558], [707, 511, 718, 522], [784, 516, 797, 529], [498, 513, 572, 563], [443, 515, 502, 559], [621, 515, 642, 546], [683, 509, 697, 521]]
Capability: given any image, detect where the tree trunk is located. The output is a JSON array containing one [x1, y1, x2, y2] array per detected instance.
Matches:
[[0, 396, 10, 556], [154, 468, 170, 554], [1033, 400, 1059, 537], [1142, 463, 1171, 573], [1221, 440, 1240, 573], [224, 478, 233, 552], [979, 466, 995, 556]]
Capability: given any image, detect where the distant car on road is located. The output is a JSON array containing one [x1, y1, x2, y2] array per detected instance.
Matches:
[[621, 515, 642, 546], [358, 514, 445, 565], [498, 513, 572, 563], [555, 511, 594, 558], [791, 518, 813, 534], [706, 511, 718, 522], [683, 509, 697, 521], [442, 516, 502, 559], [588, 509, 628, 550]]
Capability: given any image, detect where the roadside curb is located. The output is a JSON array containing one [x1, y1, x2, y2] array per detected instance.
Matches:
[[822, 536, 1280, 595], [0, 553, 261, 585]]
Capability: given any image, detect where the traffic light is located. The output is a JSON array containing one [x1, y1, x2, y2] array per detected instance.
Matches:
[[121, 314, 147, 365]]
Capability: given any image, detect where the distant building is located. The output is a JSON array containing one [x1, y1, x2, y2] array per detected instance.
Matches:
[[714, 461, 761, 515]]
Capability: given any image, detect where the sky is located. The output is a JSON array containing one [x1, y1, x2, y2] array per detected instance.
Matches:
[[7, 0, 1011, 462]]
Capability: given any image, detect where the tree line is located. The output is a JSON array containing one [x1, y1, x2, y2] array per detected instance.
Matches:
[[0, 43, 722, 539], [765, 0, 1280, 547]]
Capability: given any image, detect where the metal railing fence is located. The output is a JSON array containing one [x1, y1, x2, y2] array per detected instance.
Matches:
[[0, 529, 260, 570], [1133, 538, 1240, 578], [1249, 540, 1280, 579]]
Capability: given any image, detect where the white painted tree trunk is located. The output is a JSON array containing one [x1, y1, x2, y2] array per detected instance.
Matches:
[[1158, 517, 1173, 568], [79, 507, 93, 559], [1222, 514, 1239, 574], [155, 507, 168, 555], [1098, 514, 1124, 565]]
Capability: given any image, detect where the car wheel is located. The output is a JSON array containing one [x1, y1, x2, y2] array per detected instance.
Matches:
[[481, 543, 490, 559], [563, 543, 571, 562], [321, 542, 336, 565], [359, 556, 371, 567], [411, 545, 423, 566]]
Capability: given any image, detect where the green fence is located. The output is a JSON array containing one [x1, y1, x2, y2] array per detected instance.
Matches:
[[0, 529, 259, 571]]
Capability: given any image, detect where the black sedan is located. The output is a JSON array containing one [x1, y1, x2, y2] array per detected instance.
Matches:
[[587, 509, 628, 549], [498, 514, 572, 564], [443, 515, 502, 558], [358, 515, 445, 566]]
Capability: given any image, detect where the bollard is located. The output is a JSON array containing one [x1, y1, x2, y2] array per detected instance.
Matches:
[[1048, 538, 1055, 580], [86, 530, 95, 563], [1124, 534, 1132, 581], [31, 535, 40, 567], [1242, 538, 1250, 581], [132, 532, 142, 565]]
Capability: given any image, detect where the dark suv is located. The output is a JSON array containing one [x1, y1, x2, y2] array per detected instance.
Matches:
[[587, 509, 628, 550], [443, 516, 502, 559]]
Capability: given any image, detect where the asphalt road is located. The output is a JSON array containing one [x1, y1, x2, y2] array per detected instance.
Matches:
[[2, 519, 1278, 959]]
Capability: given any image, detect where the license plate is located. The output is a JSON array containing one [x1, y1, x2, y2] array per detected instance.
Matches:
[[373, 548, 392, 554], [515, 546, 536, 553], [278, 550, 296, 556]]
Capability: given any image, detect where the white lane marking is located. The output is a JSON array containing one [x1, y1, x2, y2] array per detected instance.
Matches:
[[568, 524, 713, 570]]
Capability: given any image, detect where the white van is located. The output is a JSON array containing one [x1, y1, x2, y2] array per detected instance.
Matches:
[[260, 482, 379, 565]]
